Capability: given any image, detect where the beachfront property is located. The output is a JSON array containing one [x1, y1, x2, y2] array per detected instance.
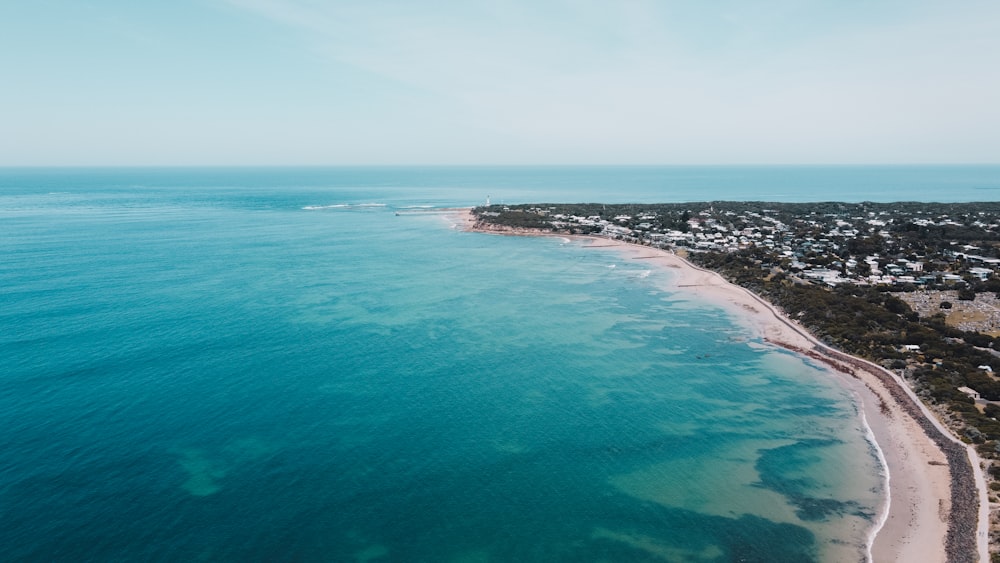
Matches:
[[476, 201, 1000, 291]]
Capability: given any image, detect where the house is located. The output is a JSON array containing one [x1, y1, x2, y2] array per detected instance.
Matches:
[[970, 267, 993, 281], [958, 386, 981, 401]]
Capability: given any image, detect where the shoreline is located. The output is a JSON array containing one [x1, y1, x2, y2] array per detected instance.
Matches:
[[458, 210, 987, 562]]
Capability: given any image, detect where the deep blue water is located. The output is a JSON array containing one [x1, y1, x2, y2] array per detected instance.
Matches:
[[1, 164, 998, 205], [3, 165, 987, 561]]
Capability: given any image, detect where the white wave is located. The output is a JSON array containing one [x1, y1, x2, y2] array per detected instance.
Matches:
[[302, 203, 387, 210], [861, 406, 890, 563], [302, 204, 349, 210]]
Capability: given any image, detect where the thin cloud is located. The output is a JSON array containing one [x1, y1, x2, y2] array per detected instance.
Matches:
[[223, 0, 1000, 163]]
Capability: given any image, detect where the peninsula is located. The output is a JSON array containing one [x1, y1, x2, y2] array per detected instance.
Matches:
[[466, 202, 999, 563]]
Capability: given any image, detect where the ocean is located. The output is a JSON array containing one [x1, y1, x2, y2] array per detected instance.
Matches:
[[2, 166, 997, 561]]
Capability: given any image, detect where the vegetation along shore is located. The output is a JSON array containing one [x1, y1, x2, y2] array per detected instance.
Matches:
[[467, 201, 1000, 562]]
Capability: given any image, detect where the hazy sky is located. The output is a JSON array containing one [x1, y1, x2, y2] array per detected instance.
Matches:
[[3, 1, 999, 165]]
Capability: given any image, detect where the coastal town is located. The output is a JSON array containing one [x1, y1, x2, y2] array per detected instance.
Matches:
[[474, 201, 1000, 336], [476, 201, 1000, 292], [473, 201, 1000, 561]]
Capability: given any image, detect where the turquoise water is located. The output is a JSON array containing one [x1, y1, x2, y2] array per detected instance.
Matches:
[[2, 166, 994, 561]]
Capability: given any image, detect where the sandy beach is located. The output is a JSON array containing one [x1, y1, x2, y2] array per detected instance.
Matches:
[[461, 210, 987, 562]]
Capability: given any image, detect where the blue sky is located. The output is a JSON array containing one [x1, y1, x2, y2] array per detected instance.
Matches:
[[2, 1, 999, 165]]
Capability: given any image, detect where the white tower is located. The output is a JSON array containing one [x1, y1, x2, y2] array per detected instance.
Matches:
[[486, 194, 491, 206]]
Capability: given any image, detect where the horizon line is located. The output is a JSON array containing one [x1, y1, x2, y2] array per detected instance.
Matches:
[[2, 163, 1000, 169]]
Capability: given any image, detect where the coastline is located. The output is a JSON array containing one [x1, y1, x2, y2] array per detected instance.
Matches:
[[458, 210, 987, 562]]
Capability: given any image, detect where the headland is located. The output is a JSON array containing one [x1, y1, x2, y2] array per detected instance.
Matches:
[[460, 207, 988, 563]]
